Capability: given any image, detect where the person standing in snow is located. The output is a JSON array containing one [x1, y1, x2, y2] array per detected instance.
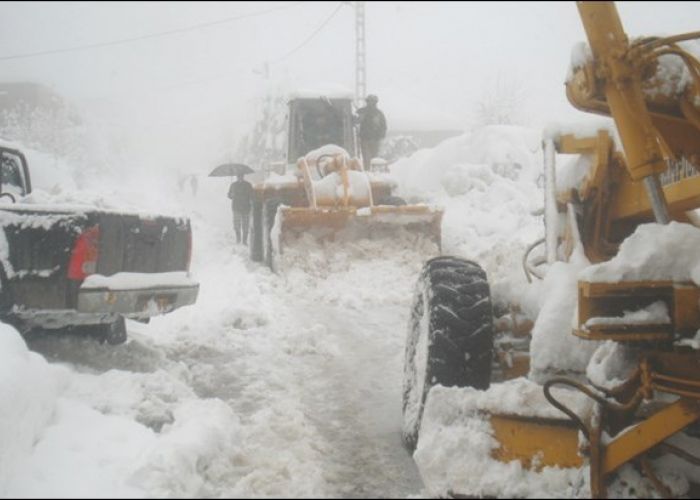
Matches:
[[356, 94, 387, 171], [228, 173, 254, 245]]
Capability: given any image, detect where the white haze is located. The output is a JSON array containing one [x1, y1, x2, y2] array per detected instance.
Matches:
[[1, 1, 699, 184]]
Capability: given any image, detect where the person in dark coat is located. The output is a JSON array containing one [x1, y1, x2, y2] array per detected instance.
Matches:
[[356, 94, 387, 170], [228, 173, 254, 245]]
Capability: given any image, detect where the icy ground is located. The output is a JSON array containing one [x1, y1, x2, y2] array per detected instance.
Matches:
[[1, 124, 548, 498]]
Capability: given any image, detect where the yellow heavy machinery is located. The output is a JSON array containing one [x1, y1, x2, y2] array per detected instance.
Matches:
[[248, 92, 442, 270], [403, 2, 700, 497]]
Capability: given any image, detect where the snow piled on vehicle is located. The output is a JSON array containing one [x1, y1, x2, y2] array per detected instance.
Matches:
[[580, 221, 700, 284]]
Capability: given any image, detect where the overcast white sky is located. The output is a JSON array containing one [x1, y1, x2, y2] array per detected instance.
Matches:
[[1, 1, 699, 173]]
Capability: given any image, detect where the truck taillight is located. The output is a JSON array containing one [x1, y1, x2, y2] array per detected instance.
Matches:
[[68, 225, 100, 281]]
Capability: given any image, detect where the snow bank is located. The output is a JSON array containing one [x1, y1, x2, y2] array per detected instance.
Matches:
[[529, 253, 601, 381], [4, 337, 245, 498], [580, 222, 700, 284], [0, 323, 66, 496], [129, 399, 241, 497], [0, 137, 190, 219], [0, 140, 188, 220], [0, 137, 79, 193], [390, 125, 545, 315], [7, 400, 154, 498]]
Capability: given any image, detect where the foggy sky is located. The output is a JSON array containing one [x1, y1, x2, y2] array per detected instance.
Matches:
[[0, 1, 698, 174]]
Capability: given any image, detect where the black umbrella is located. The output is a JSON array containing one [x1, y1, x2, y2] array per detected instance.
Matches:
[[209, 163, 255, 177]]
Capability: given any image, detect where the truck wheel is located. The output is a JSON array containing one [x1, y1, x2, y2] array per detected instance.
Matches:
[[96, 316, 127, 345], [262, 199, 282, 270], [250, 200, 263, 262], [402, 256, 493, 452], [0, 266, 13, 319]]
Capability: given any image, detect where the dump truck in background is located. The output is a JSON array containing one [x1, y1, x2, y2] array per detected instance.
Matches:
[[248, 90, 443, 271], [402, 2, 700, 497]]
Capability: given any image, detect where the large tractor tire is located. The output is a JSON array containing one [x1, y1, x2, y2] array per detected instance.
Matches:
[[0, 266, 21, 332], [99, 316, 128, 345], [402, 256, 494, 452], [262, 198, 283, 270], [75, 316, 128, 345]]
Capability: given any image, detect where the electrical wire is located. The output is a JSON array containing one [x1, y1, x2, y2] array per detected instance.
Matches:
[[0, 1, 306, 62], [269, 2, 344, 64]]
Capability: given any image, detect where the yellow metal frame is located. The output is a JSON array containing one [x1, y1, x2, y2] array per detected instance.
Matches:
[[575, 280, 700, 341], [485, 3, 700, 498]]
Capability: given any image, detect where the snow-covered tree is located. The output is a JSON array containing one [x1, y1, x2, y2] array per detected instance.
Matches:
[[236, 90, 288, 172], [0, 92, 87, 165], [474, 74, 527, 127]]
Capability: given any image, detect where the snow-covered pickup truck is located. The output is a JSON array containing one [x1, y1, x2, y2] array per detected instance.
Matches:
[[0, 144, 199, 344]]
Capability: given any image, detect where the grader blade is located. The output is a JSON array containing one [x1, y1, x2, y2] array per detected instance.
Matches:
[[489, 414, 583, 470]]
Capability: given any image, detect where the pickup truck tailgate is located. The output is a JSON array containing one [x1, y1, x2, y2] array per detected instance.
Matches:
[[97, 213, 191, 274]]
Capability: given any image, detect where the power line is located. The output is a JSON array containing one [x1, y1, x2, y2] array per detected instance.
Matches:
[[128, 2, 346, 96], [270, 2, 344, 64], [0, 1, 306, 62]]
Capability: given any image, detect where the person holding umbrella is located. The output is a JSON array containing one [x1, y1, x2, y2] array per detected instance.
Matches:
[[228, 171, 254, 245], [209, 163, 255, 245]]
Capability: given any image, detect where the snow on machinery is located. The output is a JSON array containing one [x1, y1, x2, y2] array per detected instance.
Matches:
[[248, 90, 443, 270], [402, 2, 700, 498]]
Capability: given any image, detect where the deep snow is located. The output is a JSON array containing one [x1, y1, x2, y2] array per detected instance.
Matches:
[[3, 119, 698, 498]]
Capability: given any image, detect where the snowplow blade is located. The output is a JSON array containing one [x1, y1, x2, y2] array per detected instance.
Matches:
[[270, 205, 443, 270], [276, 205, 442, 246]]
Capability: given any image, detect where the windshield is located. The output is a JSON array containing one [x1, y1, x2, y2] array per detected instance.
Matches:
[[288, 98, 354, 162], [0, 150, 27, 196]]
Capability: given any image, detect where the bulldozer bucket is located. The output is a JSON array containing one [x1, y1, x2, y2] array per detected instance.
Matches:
[[270, 204, 443, 271]]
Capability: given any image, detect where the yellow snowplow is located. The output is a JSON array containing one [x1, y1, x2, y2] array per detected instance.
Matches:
[[403, 2, 700, 498], [249, 93, 442, 270]]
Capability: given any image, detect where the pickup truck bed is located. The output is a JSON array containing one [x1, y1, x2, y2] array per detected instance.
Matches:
[[0, 145, 199, 344]]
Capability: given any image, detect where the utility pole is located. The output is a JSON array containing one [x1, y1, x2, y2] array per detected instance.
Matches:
[[354, 1, 366, 106], [341, 1, 366, 105]]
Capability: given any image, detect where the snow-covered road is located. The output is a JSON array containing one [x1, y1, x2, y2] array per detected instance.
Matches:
[[286, 302, 423, 497], [21, 226, 427, 497], [3, 124, 548, 498]]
